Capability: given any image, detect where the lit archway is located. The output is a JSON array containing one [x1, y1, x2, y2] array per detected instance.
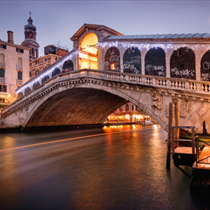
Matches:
[[79, 33, 98, 70]]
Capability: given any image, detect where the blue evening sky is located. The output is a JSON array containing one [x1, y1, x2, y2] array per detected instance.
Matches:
[[0, 0, 210, 56]]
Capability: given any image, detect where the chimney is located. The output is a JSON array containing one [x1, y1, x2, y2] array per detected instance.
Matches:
[[7, 31, 14, 44]]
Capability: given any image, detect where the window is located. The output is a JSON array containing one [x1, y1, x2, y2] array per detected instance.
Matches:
[[110, 63, 115, 70], [35, 70, 39, 75], [0, 85, 6, 92], [0, 69, 5, 78], [0, 44, 6, 49], [29, 72, 32, 77], [18, 57, 22, 66], [16, 48, 24, 53], [132, 105, 134, 111], [126, 104, 129, 111], [0, 54, 5, 63], [18, 71, 22, 80]]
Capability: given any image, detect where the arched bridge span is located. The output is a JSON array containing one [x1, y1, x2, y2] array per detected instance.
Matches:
[[2, 70, 210, 133]]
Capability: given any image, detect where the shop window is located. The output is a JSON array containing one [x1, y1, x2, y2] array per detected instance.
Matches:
[[170, 47, 195, 79], [63, 60, 74, 72], [123, 47, 141, 74], [145, 47, 166, 77], [41, 75, 50, 84], [105, 46, 120, 72]]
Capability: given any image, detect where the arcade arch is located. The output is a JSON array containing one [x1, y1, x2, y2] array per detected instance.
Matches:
[[170, 47, 195, 80], [79, 33, 98, 70], [105, 47, 120, 72], [201, 50, 210, 81], [123, 47, 141, 74], [145, 47, 166, 76]]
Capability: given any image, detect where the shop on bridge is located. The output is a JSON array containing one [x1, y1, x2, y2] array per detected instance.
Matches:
[[16, 24, 210, 97]]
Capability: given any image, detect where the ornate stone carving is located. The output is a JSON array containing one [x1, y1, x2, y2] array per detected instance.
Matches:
[[151, 91, 162, 109]]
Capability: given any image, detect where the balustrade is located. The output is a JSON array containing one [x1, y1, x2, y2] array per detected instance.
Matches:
[[17, 69, 210, 97]]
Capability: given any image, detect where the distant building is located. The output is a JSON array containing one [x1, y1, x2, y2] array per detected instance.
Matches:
[[21, 13, 39, 61], [29, 53, 62, 78], [0, 31, 30, 109], [44, 44, 68, 57], [108, 102, 151, 123]]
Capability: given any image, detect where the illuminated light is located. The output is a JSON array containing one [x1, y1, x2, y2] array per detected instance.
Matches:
[[8, 94, 11, 98], [79, 52, 98, 62], [110, 63, 115, 70], [153, 124, 158, 129], [98, 42, 175, 51], [125, 114, 130, 119], [16, 50, 78, 94]]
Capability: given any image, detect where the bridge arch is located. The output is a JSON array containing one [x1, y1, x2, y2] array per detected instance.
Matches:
[[22, 82, 167, 130]]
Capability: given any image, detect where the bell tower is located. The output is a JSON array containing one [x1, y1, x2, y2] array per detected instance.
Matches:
[[21, 12, 40, 61]]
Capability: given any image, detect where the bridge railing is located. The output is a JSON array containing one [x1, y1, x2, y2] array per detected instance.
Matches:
[[16, 69, 210, 98]]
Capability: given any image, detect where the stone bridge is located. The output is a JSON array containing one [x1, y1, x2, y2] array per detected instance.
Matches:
[[2, 69, 210, 133]]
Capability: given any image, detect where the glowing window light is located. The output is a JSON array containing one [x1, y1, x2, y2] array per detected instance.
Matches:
[[110, 63, 115, 70], [125, 114, 130, 119]]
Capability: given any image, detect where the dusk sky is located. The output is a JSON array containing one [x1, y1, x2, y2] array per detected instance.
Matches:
[[1, 0, 210, 56]]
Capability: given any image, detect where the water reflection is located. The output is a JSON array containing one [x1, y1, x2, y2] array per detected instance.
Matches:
[[0, 125, 209, 209]]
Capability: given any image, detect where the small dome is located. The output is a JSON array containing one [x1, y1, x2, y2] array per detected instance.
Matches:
[[24, 17, 36, 31]]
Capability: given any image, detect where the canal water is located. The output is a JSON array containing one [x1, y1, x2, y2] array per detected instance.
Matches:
[[0, 125, 209, 210]]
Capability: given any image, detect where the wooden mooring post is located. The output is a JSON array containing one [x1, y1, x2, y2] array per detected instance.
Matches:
[[174, 100, 180, 147], [166, 102, 174, 170]]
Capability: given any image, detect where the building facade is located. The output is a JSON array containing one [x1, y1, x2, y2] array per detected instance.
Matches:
[[108, 102, 151, 123], [0, 31, 30, 109], [29, 54, 62, 78]]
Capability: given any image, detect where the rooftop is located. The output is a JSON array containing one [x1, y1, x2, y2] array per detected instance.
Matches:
[[105, 33, 210, 40]]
